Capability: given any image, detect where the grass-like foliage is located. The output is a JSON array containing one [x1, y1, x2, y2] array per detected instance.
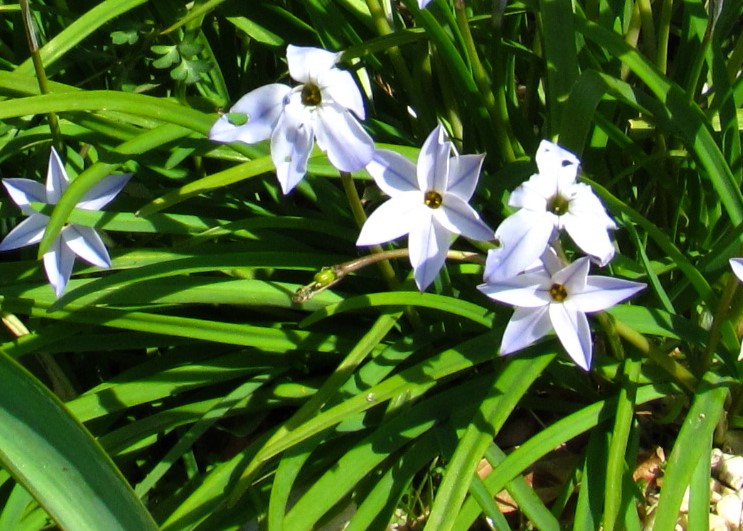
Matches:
[[0, 0, 740, 529]]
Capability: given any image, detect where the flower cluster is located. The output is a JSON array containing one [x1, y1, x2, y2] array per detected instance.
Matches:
[[478, 141, 645, 369], [0, 44, 656, 373]]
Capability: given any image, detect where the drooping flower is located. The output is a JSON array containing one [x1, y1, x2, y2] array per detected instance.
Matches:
[[731, 258, 743, 281], [484, 140, 616, 282], [357, 124, 493, 291], [478, 250, 645, 370], [209, 45, 374, 194], [0, 148, 131, 297]]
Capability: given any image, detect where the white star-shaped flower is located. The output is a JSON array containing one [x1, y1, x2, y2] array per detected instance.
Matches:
[[419, 0, 433, 7], [731, 258, 743, 281], [484, 140, 616, 282], [478, 250, 645, 370], [209, 45, 374, 194], [356, 124, 493, 291], [0, 148, 131, 297]]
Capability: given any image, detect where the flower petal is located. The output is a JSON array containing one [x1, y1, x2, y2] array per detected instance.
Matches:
[[500, 305, 552, 355], [209, 84, 291, 144], [270, 102, 314, 194], [485, 210, 555, 281], [2, 178, 47, 215], [562, 213, 615, 266], [356, 194, 421, 246], [77, 173, 132, 210], [417, 124, 450, 193], [314, 104, 374, 172], [508, 173, 553, 210], [0, 214, 48, 251], [418, 0, 433, 7], [62, 225, 111, 268], [366, 150, 419, 195], [287, 45, 339, 84], [569, 276, 645, 313], [478, 272, 553, 308], [553, 256, 590, 295], [409, 216, 452, 291], [535, 140, 580, 191], [46, 147, 69, 203], [447, 153, 485, 201], [731, 258, 743, 281], [549, 303, 592, 370], [320, 68, 366, 119], [436, 194, 493, 241], [43, 237, 75, 298]]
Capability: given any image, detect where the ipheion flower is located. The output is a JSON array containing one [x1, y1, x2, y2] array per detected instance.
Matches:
[[478, 249, 645, 370], [357, 124, 493, 291], [731, 258, 743, 281], [484, 140, 616, 282], [209, 45, 374, 194], [0, 148, 131, 297]]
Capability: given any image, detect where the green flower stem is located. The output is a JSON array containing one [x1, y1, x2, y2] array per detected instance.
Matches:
[[364, 0, 431, 133], [19, 0, 63, 154], [702, 274, 739, 373], [453, 0, 516, 163], [611, 316, 697, 392], [656, 0, 673, 74], [339, 171, 399, 290]]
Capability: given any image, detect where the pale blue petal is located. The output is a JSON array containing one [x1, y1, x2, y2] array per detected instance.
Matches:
[[62, 225, 111, 268], [409, 216, 452, 291], [509, 173, 552, 210], [436, 194, 493, 241], [418, 0, 433, 7], [554, 257, 590, 295], [77, 173, 132, 210], [356, 194, 421, 246], [314, 104, 374, 172], [43, 238, 75, 298], [2, 178, 47, 215], [549, 303, 592, 370], [270, 102, 314, 194], [46, 147, 69, 203], [500, 305, 552, 355], [209, 84, 291, 144], [535, 140, 580, 190], [417, 124, 450, 193], [0, 214, 48, 251], [447, 154, 484, 201], [731, 258, 743, 281], [287, 45, 339, 84], [569, 276, 645, 313], [477, 272, 552, 308], [485, 210, 555, 281], [320, 69, 366, 119], [366, 150, 418, 195]]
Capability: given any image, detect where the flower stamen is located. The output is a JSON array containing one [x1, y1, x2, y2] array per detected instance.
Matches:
[[301, 83, 322, 106], [423, 190, 443, 209], [549, 282, 568, 302]]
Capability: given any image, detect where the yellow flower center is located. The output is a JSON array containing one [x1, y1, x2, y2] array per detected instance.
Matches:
[[424, 190, 443, 209], [548, 194, 570, 216], [549, 283, 568, 302], [301, 83, 322, 106]]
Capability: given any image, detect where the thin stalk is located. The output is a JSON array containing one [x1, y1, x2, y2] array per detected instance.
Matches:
[[293, 248, 484, 303], [612, 317, 697, 392], [19, 0, 63, 153], [454, 0, 516, 163], [656, 0, 673, 74], [339, 171, 399, 289], [365, 0, 432, 133]]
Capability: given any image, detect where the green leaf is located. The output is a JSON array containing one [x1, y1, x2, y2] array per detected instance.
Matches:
[[0, 349, 157, 530]]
